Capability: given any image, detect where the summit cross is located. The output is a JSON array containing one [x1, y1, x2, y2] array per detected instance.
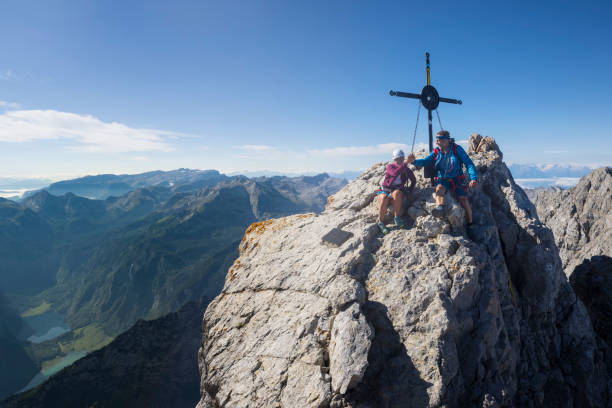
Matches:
[[389, 52, 462, 178]]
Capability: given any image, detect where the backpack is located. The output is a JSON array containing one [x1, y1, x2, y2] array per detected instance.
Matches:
[[433, 138, 463, 171], [380, 164, 406, 190], [434, 138, 458, 160]]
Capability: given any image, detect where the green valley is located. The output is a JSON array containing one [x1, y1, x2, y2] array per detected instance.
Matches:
[[0, 169, 347, 396]]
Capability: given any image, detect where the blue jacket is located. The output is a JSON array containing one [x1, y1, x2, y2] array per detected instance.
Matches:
[[414, 143, 478, 181]]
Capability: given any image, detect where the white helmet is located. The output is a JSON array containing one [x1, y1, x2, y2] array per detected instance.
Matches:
[[392, 149, 405, 160]]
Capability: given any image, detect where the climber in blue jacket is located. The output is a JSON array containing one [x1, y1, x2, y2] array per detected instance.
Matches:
[[406, 130, 479, 238]]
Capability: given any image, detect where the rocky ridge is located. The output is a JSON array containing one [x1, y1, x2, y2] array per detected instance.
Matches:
[[522, 187, 562, 204], [533, 167, 611, 349], [534, 167, 611, 278], [197, 134, 610, 407]]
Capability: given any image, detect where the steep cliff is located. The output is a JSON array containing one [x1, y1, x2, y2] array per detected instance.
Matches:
[[534, 167, 611, 278], [534, 168, 612, 348], [197, 135, 610, 407]]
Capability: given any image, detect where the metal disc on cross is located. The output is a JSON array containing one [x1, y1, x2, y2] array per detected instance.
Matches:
[[420, 85, 440, 110]]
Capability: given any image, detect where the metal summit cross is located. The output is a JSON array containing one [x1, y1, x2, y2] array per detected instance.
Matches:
[[390, 52, 462, 178]]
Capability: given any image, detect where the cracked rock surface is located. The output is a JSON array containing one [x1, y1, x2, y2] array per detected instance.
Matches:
[[534, 167, 611, 278], [197, 135, 610, 407]]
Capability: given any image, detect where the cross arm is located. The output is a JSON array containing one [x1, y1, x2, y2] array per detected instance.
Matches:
[[389, 90, 420, 100], [390, 90, 462, 105], [439, 97, 462, 105]]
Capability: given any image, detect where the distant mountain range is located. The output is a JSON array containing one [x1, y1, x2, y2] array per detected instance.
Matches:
[[1, 169, 360, 201], [37, 169, 229, 200], [0, 169, 347, 396], [227, 169, 362, 180], [508, 163, 595, 179], [41, 169, 359, 200]]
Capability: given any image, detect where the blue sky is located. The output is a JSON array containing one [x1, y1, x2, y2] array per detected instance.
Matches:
[[0, 0, 610, 178]]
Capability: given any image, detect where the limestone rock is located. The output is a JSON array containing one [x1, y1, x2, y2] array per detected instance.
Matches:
[[416, 214, 450, 237], [197, 135, 611, 407], [329, 303, 373, 394], [535, 167, 612, 277], [468, 133, 502, 158], [534, 168, 611, 352]]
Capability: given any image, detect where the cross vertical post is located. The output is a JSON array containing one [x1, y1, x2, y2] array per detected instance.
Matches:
[[426, 52, 431, 86], [428, 109, 433, 152]]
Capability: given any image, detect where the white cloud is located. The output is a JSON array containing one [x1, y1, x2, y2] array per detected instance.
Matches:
[[0, 100, 21, 109], [0, 109, 185, 152], [240, 144, 275, 152], [0, 70, 15, 80], [308, 142, 428, 157]]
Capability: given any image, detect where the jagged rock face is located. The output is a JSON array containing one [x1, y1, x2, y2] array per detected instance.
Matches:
[[197, 135, 610, 407], [533, 169, 612, 352], [534, 167, 612, 278]]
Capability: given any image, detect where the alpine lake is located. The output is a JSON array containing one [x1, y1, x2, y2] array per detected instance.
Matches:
[[16, 301, 113, 393]]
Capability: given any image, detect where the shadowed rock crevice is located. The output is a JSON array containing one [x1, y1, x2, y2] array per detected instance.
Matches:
[[347, 301, 431, 408], [569, 255, 612, 345]]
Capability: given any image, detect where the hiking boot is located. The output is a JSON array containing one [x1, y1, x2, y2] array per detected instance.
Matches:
[[466, 223, 477, 240], [394, 216, 405, 229], [431, 205, 445, 218], [377, 222, 389, 235]]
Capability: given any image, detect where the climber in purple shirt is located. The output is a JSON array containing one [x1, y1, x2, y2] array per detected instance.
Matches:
[[376, 148, 416, 234], [406, 130, 479, 239]]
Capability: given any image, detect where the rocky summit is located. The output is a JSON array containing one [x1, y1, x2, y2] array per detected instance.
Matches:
[[196, 134, 610, 407]]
